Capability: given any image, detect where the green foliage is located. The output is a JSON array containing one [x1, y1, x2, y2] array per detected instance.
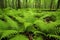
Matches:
[[10, 34, 29, 40], [1, 30, 18, 39], [0, 8, 60, 40]]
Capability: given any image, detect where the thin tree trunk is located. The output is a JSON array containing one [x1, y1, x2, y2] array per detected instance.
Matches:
[[17, 0, 21, 8], [26, 0, 27, 8], [12, 0, 14, 8], [4, 0, 7, 8], [50, 0, 54, 10], [57, 0, 60, 9]]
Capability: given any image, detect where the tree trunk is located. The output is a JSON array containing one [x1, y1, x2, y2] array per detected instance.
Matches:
[[50, 0, 53, 10], [0, 0, 4, 8], [57, 0, 60, 9], [17, 0, 21, 8]]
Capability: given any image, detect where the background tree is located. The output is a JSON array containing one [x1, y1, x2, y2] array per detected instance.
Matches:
[[0, 0, 4, 8], [35, 0, 41, 8], [57, 0, 60, 9], [0, 0, 59, 10], [17, 0, 21, 8]]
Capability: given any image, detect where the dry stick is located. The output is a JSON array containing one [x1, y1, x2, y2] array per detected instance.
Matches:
[[28, 34, 33, 40], [25, 32, 33, 40]]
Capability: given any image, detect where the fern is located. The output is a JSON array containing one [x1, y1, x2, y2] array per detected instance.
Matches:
[[0, 9, 60, 40]]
